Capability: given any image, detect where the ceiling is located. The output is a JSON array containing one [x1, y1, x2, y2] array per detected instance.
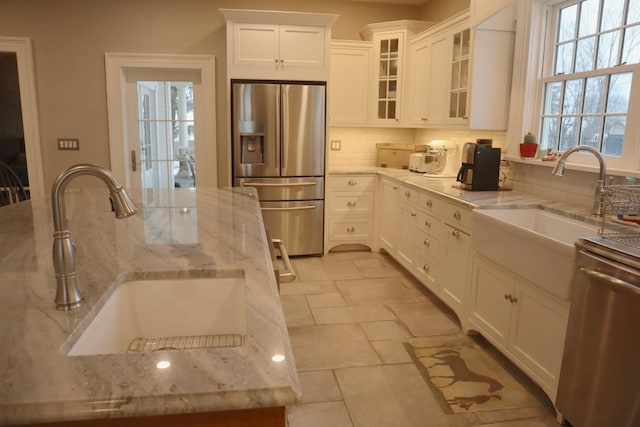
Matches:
[[341, 0, 429, 6]]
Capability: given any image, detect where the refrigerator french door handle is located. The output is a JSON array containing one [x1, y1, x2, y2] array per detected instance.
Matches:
[[281, 85, 289, 171], [260, 205, 317, 212], [275, 85, 281, 171], [241, 181, 317, 188]]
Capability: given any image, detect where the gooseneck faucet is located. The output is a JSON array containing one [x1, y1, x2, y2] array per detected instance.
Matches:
[[52, 164, 137, 310], [551, 145, 606, 216]]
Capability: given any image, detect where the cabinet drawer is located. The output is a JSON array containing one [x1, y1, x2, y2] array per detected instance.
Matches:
[[416, 228, 443, 259], [444, 203, 472, 232], [416, 211, 444, 240], [415, 253, 440, 292], [328, 175, 375, 191], [398, 184, 417, 206], [328, 217, 374, 242], [329, 191, 374, 215], [417, 192, 444, 217]]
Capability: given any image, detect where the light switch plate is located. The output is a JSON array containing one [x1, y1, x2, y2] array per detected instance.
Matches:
[[330, 140, 341, 151], [58, 138, 80, 150]]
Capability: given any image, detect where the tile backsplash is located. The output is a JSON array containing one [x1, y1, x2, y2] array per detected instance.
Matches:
[[328, 126, 607, 211]]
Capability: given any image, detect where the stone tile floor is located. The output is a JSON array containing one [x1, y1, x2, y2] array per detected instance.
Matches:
[[281, 250, 560, 427]]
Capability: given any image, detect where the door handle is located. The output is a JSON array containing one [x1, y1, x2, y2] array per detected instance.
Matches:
[[272, 239, 296, 283], [241, 181, 317, 187], [580, 267, 640, 295], [260, 205, 317, 212], [131, 150, 137, 172]]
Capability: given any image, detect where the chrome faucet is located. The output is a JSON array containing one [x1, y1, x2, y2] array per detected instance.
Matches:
[[551, 145, 606, 216], [51, 164, 137, 310]]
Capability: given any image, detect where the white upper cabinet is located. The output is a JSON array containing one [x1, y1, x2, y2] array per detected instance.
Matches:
[[221, 9, 338, 81], [329, 41, 372, 126], [360, 21, 434, 127]]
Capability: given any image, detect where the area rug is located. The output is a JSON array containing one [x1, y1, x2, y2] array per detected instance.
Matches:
[[404, 334, 548, 414]]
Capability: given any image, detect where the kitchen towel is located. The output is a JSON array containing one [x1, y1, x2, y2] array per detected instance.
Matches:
[[404, 334, 548, 414]]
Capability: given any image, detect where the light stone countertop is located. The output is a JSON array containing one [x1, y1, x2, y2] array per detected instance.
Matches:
[[0, 187, 300, 425], [329, 166, 600, 223]]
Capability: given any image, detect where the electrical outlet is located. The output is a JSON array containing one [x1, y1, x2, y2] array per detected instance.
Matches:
[[330, 140, 341, 151], [58, 138, 80, 150]]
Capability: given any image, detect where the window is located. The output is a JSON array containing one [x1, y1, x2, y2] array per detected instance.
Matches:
[[538, 0, 640, 164]]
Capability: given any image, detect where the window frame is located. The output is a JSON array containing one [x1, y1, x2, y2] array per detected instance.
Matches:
[[508, 0, 640, 175]]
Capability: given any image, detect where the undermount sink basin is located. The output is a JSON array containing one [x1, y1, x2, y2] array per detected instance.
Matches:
[[472, 207, 599, 299], [64, 270, 247, 356]]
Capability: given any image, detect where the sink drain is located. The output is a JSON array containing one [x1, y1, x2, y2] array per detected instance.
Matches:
[[127, 334, 244, 352]]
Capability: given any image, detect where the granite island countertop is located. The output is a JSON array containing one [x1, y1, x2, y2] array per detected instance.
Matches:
[[0, 187, 300, 425]]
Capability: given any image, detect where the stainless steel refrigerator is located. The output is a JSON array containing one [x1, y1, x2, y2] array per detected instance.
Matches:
[[231, 81, 326, 256]]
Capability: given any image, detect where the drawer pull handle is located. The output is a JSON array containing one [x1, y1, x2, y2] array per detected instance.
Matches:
[[348, 179, 357, 186], [452, 230, 460, 238], [347, 201, 356, 207], [425, 220, 431, 227], [423, 239, 430, 247], [346, 226, 355, 233], [426, 200, 433, 207], [393, 186, 398, 190], [411, 213, 417, 217], [504, 293, 517, 303], [423, 264, 430, 273], [453, 211, 461, 220]]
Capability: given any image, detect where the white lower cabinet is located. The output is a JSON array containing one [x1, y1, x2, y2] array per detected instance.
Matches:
[[468, 254, 570, 401], [326, 174, 376, 253], [379, 178, 399, 254], [440, 224, 471, 315]]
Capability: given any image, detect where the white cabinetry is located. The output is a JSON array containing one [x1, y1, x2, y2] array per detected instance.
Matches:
[[326, 174, 376, 253], [396, 184, 418, 269], [468, 254, 570, 400], [379, 178, 399, 254], [329, 41, 372, 126], [221, 9, 338, 81], [361, 21, 433, 126], [441, 203, 472, 317]]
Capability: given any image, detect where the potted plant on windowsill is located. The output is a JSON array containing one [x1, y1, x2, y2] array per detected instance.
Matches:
[[519, 132, 538, 158]]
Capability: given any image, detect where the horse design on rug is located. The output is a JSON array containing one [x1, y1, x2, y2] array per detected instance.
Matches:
[[422, 348, 504, 411]]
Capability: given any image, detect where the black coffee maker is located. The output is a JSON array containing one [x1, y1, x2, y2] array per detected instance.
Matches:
[[456, 141, 501, 191]]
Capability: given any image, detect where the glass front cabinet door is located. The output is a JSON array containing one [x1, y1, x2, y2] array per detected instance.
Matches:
[[372, 32, 405, 125], [449, 28, 470, 121]]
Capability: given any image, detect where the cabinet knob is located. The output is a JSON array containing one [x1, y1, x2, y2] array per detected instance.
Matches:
[[504, 293, 511, 301], [423, 239, 430, 247], [405, 191, 411, 198], [452, 229, 460, 238], [348, 179, 357, 186], [423, 264, 430, 273], [426, 199, 433, 207], [346, 226, 355, 233], [393, 186, 398, 190], [510, 296, 518, 303], [453, 211, 461, 220], [411, 213, 417, 217], [421, 118, 428, 121], [425, 220, 431, 228], [347, 201, 356, 207]]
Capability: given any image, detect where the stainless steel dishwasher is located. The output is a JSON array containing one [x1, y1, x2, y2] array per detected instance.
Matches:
[[556, 237, 640, 427]]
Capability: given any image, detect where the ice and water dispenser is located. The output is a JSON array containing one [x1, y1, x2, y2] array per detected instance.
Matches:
[[238, 121, 265, 164]]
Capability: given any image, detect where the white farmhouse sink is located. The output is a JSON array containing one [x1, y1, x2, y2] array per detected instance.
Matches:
[[472, 208, 599, 299], [65, 270, 247, 356]]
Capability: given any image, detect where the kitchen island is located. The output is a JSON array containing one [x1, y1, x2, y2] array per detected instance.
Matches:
[[0, 187, 300, 426]]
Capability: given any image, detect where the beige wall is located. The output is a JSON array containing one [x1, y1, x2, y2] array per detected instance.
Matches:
[[419, 0, 469, 21], [0, 0, 429, 188]]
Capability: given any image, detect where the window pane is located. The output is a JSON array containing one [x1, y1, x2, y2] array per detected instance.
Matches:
[[461, 30, 470, 56], [460, 59, 469, 87], [600, 0, 625, 31], [541, 117, 559, 150], [583, 76, 606, 113], [388, 101, 396, 119], [389, 59, 398, 77], [560, 116, 579, 150], [602, 116, 625, 155], [558, 4, 578, 42], [378, 81, 387, 98], [622, 25, 640, 64], [606, 72, 632, 113], [453, 32, 461, 60], [380, 40, 389, 55], [556, 42, 574, 74], [379, 60, 388, 78], [390, 39, 399, 54], [597, 31, 621, 68], [628, 0, 640, 24], [563, 79, 583, 114], [378, 101, 386, 119], [451, 62, 460, 89], [575, 36, 596, 71], [388, 80, 397, 99], [544, 81, 562, 114], [459, 91, 467, 117], [579, 0, 600, 37], [580, 116, 602, 147]]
